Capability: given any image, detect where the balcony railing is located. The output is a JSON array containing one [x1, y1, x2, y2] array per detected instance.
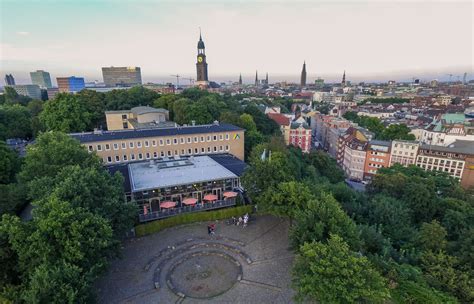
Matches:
[[138, 198, 237, 222]]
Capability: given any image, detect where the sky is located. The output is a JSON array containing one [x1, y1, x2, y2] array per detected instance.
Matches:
[[1, 0, 473, 85]]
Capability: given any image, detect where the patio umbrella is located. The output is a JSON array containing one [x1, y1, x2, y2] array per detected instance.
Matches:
[[160, 201, 177, 209], [223, 191, 238, 198], [203, 194, 218, 201], [182, 197, 198, 205]]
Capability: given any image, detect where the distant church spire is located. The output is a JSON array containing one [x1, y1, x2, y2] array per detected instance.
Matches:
[[342, 70, 346, 86], [300, 61, 307, 87], [239, 73, 242, 85], [265, 72, 268, 85], [255, 70, 258, 86], [196, 29, 208, 85]]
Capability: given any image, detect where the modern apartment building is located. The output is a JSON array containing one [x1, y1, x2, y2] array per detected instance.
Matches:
[[415, 140, 474, 187], [105, 106, 172, 130], [30, 70, 52, 89], [337, 127, 372, 166], [364, 140, 391, 180], [57, 76, 85, 93], [389, 140, 419, 167], [102, 66, 142, 87], [342, 138, 367, 181], [7, 84, 42, 99], [69, 122, 245, 164]]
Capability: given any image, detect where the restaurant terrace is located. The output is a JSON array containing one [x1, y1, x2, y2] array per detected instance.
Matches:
[[108, 154, 246, 222]]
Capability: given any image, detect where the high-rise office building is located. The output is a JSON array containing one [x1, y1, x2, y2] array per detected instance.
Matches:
[[4, 74, 15, 86], [300, 61, 307, 87], [102, 67, 142, 87], [30, 70, 52, 89], [57, 76, 85, 93], [8, 85, 42, 99]]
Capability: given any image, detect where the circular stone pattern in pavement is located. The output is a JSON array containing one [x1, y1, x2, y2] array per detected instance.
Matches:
[[168, 252, 241, 299]]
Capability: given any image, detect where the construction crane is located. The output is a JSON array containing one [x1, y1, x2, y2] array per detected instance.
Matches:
[[182, 77, 195, 86], [170, 74, 181, 88], [446, 74, 453, 83]]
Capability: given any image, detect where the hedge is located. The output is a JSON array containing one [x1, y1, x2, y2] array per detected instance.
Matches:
[[135, 205, 253, 237]]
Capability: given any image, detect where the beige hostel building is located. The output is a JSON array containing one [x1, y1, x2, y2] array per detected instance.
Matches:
[[70, 122, 245, 164]]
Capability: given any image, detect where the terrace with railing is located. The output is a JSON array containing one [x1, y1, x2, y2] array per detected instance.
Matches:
[[138, 198, 237, 222]]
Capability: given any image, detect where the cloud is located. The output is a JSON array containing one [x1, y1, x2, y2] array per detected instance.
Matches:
[[16, 31, 30, 36]]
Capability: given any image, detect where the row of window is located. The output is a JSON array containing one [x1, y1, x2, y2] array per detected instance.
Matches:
[[104, 145, 231, 163], [88, 133, 232, 152], [417, 157, 463, 168], [417, 164, 462, 177], [393, 144, 417, 150]]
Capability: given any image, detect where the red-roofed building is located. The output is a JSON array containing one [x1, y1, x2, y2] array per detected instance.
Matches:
[[268, 113, 292, 145]]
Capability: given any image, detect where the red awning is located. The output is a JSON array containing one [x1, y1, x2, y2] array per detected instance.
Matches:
[[203, 194, 218, 201], [160, 201, 177, 209], [223, 191, 238, 198], [182, 198, 198, 205]]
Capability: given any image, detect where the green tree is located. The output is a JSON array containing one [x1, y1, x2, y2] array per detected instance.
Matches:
[[0, 141, 21, 184], [0, 183, 26, 215], [293, 234, 389, 303], [76, 90, 106, 129], [104, 86, 159, 110], [0, 104, 33, 140], [186, 102, 213, 124], [305, 151, 345, 183], [40, 94, 92, 132], [380, 124, 416, 141], [420, 250, 473, 302], [259, 181, 313, 225], [18, 131, 101, 185], [417, 220, 447, 252], [0, 197, 117, 303], [29, 165, 136, 236], [21, 261, 89, 304], [290, 193, 360, 249], [243, 103, 280, 135], [241, 147, 294, 201], [3, 87, 32, 105]]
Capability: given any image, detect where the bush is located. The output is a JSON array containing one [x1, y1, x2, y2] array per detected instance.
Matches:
[[135, 205, 253, 237]]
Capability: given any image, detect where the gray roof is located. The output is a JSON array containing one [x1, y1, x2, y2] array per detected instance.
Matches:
[[128, 155, 239, 192], [70, 123, 243, 143], [369, 139, 391, 147], [105, 106, 168, 115], [420, 140, 474, 155]]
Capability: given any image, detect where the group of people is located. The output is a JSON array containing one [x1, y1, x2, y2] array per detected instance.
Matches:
[[207, 213, 251, 236], [231, 213, 249, 227]]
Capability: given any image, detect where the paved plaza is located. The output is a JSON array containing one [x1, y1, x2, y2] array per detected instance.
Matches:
[[96, 215, 295, 303]]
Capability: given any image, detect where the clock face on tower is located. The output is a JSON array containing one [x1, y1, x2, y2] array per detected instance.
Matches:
[[197, 56, 203, 63]]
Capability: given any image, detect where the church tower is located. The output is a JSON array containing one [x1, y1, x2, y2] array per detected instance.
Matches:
[[239, 73, 242, 85], [300, 61, 307, 87], [196, 30, 209, 87], [255, 71, 258, 86], [265, 73, 269, 85], [341, 70, 346, 87]]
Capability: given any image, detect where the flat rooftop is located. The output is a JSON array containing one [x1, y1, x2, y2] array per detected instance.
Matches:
[[420, 140, 474, 156], [70, 123, 243, 143], [128, 155, 241, 192]]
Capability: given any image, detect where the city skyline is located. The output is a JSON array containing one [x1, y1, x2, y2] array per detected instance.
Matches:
[[1, 1, 473, 85]]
